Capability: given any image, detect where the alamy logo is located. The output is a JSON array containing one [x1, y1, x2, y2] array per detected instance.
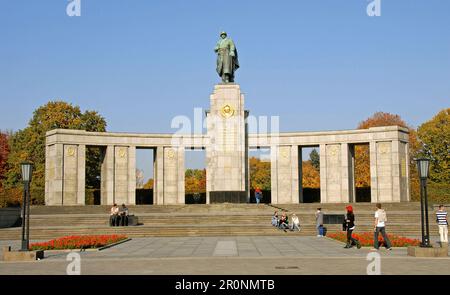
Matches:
[[67, 0, 81, 17], [367, 0, 381, 17], [366, 252, 381, 275], [66, 252, 81, 275]]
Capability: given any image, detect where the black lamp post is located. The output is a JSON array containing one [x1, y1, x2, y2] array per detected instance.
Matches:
[[416, 158, 431, 248], [20, 162, 33, 251]]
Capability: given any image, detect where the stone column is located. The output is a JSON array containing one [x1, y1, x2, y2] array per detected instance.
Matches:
[[177, 147, 185, 204], [323, 144, 342, 203], [290, 146, 299, 203], [162, 147, 185, 205], [270, 146, 279, 204], [392, 140, 409, 202], [154, 146, 165, 205], [369, 141, 379, 203], [319, 144, 327, 203], [114, 146, 129, 205], [101, 145, 114, 205], [127, 146, 136, 205], [374, 141, 394, 202], [76, 145, 86, 205], [45, 144, 63, 205], [271, 145, 298, 204], [404, 142, 411, 202], [206, 146, 211, 204], [62, 144, 79, 205]]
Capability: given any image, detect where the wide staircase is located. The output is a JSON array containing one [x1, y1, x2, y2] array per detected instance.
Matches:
[[0, 203, 439, 240]]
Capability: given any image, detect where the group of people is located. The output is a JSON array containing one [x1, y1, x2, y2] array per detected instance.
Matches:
[[342, 203, 447, 250], [109, 203, 129, 226], [273, 203, 449, 250], [332, 203, 392, 250], [271, 211, 301, 232]]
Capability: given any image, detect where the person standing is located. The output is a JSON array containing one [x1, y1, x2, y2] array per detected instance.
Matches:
[[344, 205, 361, 249], [315, 208, 324, 237], [436, 205, 448, 246], [372, 203, 392, 250]]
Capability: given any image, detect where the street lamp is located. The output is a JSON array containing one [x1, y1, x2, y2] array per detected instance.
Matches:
[[20, 162, 33, 251], [416, 158, 431, 248]]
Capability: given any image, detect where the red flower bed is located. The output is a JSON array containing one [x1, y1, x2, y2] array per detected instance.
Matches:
[[29, 235, 128, 251], [327, 232, 420, 247]]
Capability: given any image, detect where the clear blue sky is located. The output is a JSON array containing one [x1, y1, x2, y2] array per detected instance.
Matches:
[[1, 0, 449, 180]]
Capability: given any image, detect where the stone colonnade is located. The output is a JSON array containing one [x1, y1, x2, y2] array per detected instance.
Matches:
[[45, 126, 409, 205], [252, 127, 410, 204]]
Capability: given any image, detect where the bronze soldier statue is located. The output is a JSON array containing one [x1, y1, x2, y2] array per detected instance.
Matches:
[[214, 31, 239, 83]]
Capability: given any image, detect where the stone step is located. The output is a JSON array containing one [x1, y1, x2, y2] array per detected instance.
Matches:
[[0, 223, 438, 240], [27, 203, 427, 215]]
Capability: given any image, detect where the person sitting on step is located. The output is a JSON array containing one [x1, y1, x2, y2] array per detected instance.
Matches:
[[110, 203, 119, 226], [278, 212, 289, 231], [272, 211, 279, 227], [290, 213, 300, 232], [119, 203, 129, 226]]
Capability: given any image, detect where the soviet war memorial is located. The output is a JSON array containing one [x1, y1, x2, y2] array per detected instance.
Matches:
[[0, 1, 450, 291]]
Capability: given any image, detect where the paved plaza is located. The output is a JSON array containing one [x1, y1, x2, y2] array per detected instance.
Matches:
[[1, 236, 449, 275]]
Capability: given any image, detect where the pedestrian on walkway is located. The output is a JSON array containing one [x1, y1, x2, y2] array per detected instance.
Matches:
[[315, 208, 324, 237], [372, 203, 392, 250], [343, 205, 361, 249], [436, 205, 448, 246]]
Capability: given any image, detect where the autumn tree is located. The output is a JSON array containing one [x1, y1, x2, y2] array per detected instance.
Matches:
[[249, 157, 271, 190], [356, 112, 421, 198], [185, 169, 206, 193], [0, 131, 10, 189], [5, 101, 107, 190], [417, 108, 450, 183], [143, 178, 154, 189], [302, 160, 320, 188]]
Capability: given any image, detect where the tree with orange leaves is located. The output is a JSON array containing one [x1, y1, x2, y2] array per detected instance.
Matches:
[[302, 160, 320, 188], [355, 112, 420, 199]]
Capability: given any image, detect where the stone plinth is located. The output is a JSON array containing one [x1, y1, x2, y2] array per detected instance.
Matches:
[[2, 246, 44, 261], [206, 84, 248, 202], [407, 246, 448, 257]]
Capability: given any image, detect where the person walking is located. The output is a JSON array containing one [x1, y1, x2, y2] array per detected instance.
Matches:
[[315, 208, 324, 237], [372, 203, 392, 250], [255, 188, 262, 204], [436, 205, 448, 246], [343, 205, 361, 249]]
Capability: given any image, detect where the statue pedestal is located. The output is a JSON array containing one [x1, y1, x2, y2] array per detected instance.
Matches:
[[206, 84, 248, 203]]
